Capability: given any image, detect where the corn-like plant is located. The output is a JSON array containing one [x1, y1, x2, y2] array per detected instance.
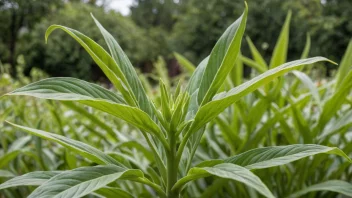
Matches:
[[1, 4, 352, 198]]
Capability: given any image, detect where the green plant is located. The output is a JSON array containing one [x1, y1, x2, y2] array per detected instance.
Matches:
[[1, 4, 351, 198], [174, 11, 352, 197]]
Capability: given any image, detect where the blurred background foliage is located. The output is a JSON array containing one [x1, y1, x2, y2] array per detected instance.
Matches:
[[0, 0, 351, 80]]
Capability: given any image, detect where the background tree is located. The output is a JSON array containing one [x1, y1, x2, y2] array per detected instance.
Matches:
[[0, 0, 62, 77], [23, 2, 160, 81], [0, 0, 351, 80]]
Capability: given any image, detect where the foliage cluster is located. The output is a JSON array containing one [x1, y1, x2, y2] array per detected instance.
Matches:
[[1, 4, 352, 198]]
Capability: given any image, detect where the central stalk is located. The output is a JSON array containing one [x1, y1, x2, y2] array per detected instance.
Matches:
[[166, 129, 178, 198]]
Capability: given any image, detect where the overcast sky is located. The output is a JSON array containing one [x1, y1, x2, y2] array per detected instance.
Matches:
[[106, 0, 134, 16]]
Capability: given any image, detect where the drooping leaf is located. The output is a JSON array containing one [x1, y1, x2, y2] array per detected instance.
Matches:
[[189, 57, 331, 134], [28, 165, 143, 198], [173, 163, 274, 198], [5, 78, 162, 139], [0, 171, 61, 190], [289, 180, 352, 197], [45, 25, 136, 105], [7, 77, 124, 103], [197, 4, 248, 105], [6, 122, 124, 167], [225, 144, 352, 170]]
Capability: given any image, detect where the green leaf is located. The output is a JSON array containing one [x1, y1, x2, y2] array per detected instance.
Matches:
[[159, 79, 172, 121], [314, 71, 352, 134], [7, 77, 124, 103], [115, 141, 154, 162], [92, 15, 154, 116], [246, 36, 268, 69], [225, 144, 352, 170], [319, 110, 352, 139], [45, 25, 136, 106], [189, 57, 331, 134], [336, 39, 352, 87], [269, 10, 291, 68], [240, 55, 267, 73], [289, 99, 312, 143], [300, 33, 311, 59], [61, 101, 116, 139], [95, 187, 134, 198], [230, 52, 244, 86], [186, 57, 209, 95], [173, 163, 274, 198], [28, 165, 143, 198], [0, 150, 20, 169], [185, 56, 208, 120], [289, 180, 352, 197], [0, 171, 61, 190], [5, 78, 163, 139], [246, 98, 270, 132], [291, 71, 321, 105], [197, 4, 248, 105], [0, 170, 15, 178], [6, 122, 124, 167], [174, 52, 196, 73]]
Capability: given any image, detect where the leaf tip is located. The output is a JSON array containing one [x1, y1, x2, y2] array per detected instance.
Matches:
[[4, 120, 14, 126], [45, 25, 59, 44], [90, 12, 96, 21], [0, 91, 13, 99], [328, 59, 338, 65]]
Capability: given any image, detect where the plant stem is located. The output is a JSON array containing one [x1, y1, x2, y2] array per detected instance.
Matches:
[[134, 177, 166, 197], [141, 131, 167, 183], [175, 129, 192, 167], [166, 128, 178, 198]]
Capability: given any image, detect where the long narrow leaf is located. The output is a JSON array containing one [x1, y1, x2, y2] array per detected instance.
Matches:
[[5, 78, 162, 139], [189, 57, 331, 134], [173, 163, 274, 198], [6, 122, 124, 167], [28, 165, 143, 198], [0, 171, 61, 190], [225, 144, 351, 170], [197, 4, 248, 105], [174, 52, 196, 74], [92, 15, 154, 116], [269, 11, 291, 68], [45, 25, 136, 105], [289, 180, 352, 197], [336, 39, 352, 87]]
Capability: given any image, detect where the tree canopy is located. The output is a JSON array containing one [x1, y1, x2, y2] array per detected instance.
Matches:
[[0, 0, 351, 79]]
